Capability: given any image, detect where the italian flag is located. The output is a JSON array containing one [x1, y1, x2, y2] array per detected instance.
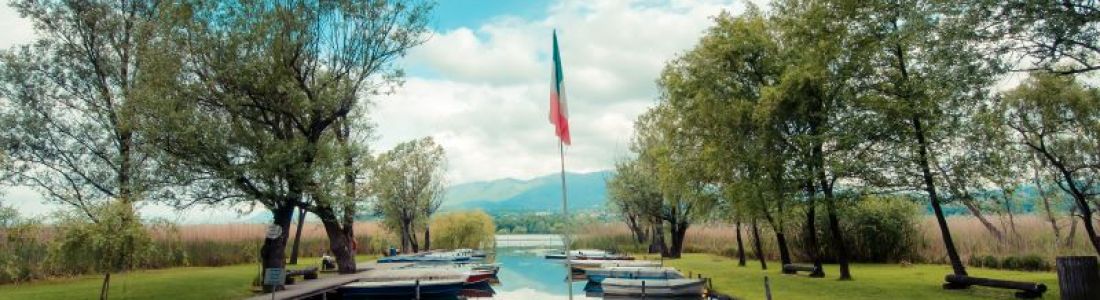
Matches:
[[549, 30, 571, 145]]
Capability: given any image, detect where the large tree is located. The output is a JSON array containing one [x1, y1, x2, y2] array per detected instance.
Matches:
[[843, 0, 999, 277], [993, 73, 1100, 255], [0, 0, 159, 219], [370, 137, 446, 254], [138, 0, 431, 280]]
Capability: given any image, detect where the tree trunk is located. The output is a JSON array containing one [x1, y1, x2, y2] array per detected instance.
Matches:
[[319, 216, 357, 274], [824, 197, 851, 280], [650, 220, 668, 256], [99, 272, 110, 300], [424, 225, 431, 252], [912, 115, 968, 276], [260, 205, 295, 292], [803, 194, 824, 277], [289, 207, 307, 265], [960, 199, 1004, 241], [764, 211, 792, 270], [1067, 207, 1079, 248], [751, 220, 767, 270], [1033, 168, 1061, 241], [409, 224, 420, 253], [735, 221, 746, 267], [668, 221, 689, 258]]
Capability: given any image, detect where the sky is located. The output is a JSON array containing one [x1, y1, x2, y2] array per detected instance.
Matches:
[[0, 0, 765, 222]]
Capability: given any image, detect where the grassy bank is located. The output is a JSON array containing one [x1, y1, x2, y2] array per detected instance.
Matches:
[[662, 253, 1060, 300], [0, 255, 376, 300]]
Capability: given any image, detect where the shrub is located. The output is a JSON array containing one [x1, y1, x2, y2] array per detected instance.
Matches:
[[429, 210, 495, 250], [808, 195, 923, 263]]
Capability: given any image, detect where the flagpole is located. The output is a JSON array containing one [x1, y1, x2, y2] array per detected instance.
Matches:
[[559, 139, 572, 300]]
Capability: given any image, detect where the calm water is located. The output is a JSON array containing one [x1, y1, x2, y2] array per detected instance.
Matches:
[[469, 248, 598, 300]]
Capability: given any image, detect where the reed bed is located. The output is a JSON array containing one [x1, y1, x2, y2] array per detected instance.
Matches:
[[572, 215, 1097, 267]]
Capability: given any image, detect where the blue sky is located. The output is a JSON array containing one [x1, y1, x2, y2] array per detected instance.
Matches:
[[0, 0, 760, 223]]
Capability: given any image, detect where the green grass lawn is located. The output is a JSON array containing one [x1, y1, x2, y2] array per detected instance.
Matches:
[[0, 255, 377, 300], [661, 254, 1060, 300]]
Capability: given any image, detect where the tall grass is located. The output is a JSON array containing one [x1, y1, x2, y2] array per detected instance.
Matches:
[[572, 215, 1096, 267], [0, 221, 391, 284]]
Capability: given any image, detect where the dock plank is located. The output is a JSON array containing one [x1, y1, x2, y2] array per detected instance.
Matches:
[[244, 262, 410, 300]]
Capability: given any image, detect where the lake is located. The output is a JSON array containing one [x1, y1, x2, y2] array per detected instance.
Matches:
[[467, 247, 598, 299]]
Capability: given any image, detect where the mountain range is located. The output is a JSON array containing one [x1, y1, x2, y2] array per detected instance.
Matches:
[[440, 170, 614, 212]]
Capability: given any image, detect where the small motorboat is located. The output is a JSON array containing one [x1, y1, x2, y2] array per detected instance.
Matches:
[[600, 278, 706, 297], [464, 269, 495, 286], [585, 267, 684, 283], [339, 279, 465, 297], [575, 254, 636, 260]]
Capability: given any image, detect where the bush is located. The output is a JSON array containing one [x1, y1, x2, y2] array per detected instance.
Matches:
[[969, 254, 1050, 271], [429, 210, 495, 250], [809, 195, 923, 263]]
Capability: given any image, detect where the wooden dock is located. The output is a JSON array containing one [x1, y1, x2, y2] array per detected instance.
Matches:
[[244, 262, 413, 300]]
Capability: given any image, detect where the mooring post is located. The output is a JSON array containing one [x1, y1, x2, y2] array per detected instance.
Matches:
[[765, 275, 773, 300]]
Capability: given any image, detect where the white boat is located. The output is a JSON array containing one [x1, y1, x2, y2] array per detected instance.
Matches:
[[600, 278, 706, 297], [339, 279, 465, 297], [585, 267, 684, 283], [568, 260, 662, 269]]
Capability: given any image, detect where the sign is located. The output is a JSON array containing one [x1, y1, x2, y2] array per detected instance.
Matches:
[[265, 225, 283, 240], [263, 268, 285, 286]]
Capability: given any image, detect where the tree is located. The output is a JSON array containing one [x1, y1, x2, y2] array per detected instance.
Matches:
[[370, 137, 446, 254], [973, 0, 1099, 75], [138, 0, 432, 278], [0, 0, 159, 220], [844, 0, 1000, 277], [993, 73, 1100, 255]]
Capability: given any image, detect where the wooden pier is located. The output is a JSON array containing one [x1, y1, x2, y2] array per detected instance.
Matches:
[[244, 262, 413, 300]]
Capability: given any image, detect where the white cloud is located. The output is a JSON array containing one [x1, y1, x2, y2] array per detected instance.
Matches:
[[0, 0, 35, 50], [378, 0, 762, 184]]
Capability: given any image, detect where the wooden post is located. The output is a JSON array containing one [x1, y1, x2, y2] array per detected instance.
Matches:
[[764, 276, 773, 300], [1057, 256, 1100, 300]]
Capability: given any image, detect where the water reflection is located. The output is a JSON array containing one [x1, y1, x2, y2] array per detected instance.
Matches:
[[463, 249, 598, 299]]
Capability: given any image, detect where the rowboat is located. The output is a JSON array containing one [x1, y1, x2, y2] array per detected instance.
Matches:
[[377, 254, 472, 263], [600, 278, 706, 297], [339, 279, 465, 297], [568, 260, 662, 269], [585, 267, 684, 283]]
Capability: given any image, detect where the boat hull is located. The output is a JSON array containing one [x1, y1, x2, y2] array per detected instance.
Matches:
[[339, 280, 464, 297], [599, 278, 705, 297]]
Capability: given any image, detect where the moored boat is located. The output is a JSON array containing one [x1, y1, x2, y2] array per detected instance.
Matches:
[[339, 279, 465, 297], [585, 267, 684, 283], [599, 278, 705, 297]]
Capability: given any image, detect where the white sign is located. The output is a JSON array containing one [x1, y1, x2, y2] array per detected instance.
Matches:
[[265, 225, 282, 239], [263, 268, 285, 286]]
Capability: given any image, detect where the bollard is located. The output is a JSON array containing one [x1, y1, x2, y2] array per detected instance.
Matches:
[[415, 279, 421, 300], [642, 280, 647, 300], [764, 275, 773, 300], [1057, 256, 1100, 300]]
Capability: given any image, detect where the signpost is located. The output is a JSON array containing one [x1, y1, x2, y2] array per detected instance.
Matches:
[[265, 224, 283, 240], [264, 267, 285, 300]]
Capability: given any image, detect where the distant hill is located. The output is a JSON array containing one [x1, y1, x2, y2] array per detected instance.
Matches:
[[440, 170, 613, 212]]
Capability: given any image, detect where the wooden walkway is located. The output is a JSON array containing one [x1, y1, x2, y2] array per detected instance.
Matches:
[[244, 262, 411, 300]]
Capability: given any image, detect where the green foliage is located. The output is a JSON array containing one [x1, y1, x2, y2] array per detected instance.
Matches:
[[837, 196, 924, 263], [370, 137, 447, 252], [0, 206, 49, 283], [429, 211, 495, 250], [970, 254, 1050, 272], [51, 202, 153, 274]]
